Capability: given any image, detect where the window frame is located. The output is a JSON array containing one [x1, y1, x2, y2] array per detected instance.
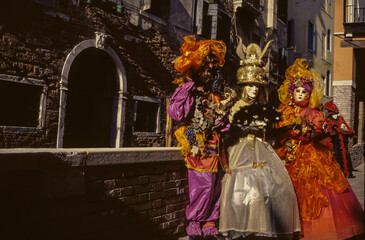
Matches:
[[0, 74, 47, 132], [141, 0, 170, 20], [322, 32, 326, 58], [287, 19, 295, 47], [132, 95, 161, 136], [325, 70, 331, 96], [327, 29, 332, 52], [308, 21, 316, 53]]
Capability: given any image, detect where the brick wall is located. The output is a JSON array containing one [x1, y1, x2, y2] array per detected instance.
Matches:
[[0, 148, 188, 240], [333, 85, 356, 128]]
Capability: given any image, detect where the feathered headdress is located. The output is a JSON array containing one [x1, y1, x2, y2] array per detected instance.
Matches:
[[174, 35, 226, 74], [278, 59, 324, 109]]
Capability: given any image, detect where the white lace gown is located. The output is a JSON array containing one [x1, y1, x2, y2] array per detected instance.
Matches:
[[219, 136, 301, 239]]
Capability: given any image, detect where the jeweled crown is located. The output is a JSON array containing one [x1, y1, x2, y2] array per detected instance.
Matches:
[[236, 38, 273, 85]]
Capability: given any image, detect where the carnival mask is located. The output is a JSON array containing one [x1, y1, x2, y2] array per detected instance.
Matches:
[[294, 87, 309, 102], [244, 84, 259, 99], [197, 54, 217, 84], [196, 53, 223, 92]]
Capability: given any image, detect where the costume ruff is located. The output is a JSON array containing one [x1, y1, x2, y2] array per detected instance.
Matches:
[[275, 104, 364, 239]]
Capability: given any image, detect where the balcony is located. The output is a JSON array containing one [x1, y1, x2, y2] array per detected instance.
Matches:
[[233, 0, 263, 16], [344, 2, 365, 35]]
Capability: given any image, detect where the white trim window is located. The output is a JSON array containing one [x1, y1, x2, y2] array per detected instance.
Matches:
[[0, 74, 47, 130], [327, 29, 331, 52], [325, 70, 332, 96], [195, 0, 218, 39], [322, 32, 326, 58]]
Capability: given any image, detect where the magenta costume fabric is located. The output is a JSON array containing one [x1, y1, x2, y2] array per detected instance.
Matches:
[[186, 169, 223, 222], [168, 81, 225, 237], [186, 169, 223, 235], [168, 81, 196, 122]]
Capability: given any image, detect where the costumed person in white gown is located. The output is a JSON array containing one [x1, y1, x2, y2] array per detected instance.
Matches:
[[218, 41, 301, 239]]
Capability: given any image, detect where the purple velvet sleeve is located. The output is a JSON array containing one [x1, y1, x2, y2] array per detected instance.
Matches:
[[168, 81, 196, 122], [214, 116, 230, 132]]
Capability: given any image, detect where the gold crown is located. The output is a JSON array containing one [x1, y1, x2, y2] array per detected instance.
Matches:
[[236, 38, 273, 85]]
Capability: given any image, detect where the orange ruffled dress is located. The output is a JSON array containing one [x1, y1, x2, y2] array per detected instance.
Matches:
[[275, 103, 364, 240]]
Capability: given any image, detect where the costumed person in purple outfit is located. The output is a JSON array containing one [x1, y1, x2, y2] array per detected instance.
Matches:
[[168, 35, 232, 239], [322, 100, 357, 178]]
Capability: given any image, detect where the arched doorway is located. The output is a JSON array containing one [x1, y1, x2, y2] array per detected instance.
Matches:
[[57, 37, 127, 148], [63, 48, 117, 148]]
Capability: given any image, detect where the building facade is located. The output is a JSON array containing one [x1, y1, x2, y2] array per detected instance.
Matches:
[[286, 0, 334, 97], [0, 0, 288, 148], [333, 0, 365, 144]]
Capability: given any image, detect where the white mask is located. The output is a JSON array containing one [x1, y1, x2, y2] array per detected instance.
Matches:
[[294, 87, 309, 102], [244, 84, 259, 99]]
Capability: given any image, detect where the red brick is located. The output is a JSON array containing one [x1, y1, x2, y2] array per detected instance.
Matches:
[[152, 199, 162, 208], [175, 178, 188, 187], [149, 182, 163, 191], [163, 180, 177, 189], [131, 202, 152, 212], [166, 202, 186, 213], [118, 195, 138, 205], [152, 216, 163, 224], [164, 163, 185, 172], [138, 193, 149, 202], [175, 223, 186, 234], [138, 175, 149, 184], [168, 218, 184, 228], [105, 188, 121, 198], [152, 163, 166, 174], [119, 165, 135, 177], [162, 213, 173, 221], [135, 165, 155, 175], [104, 179, 116, 190], [121, 186, 134, 196], [176, 187, 186, 195], [148, 207, 166, 217], [167, 172, 182, 180], [116, 177, 139, 187], [149, 174, 167, 183], [157, 222, 170, 230], [149, 191, 164, 200], [134, 184, 152, 194], [138, 211, 149, 219], [164, 188, 177, 197], [162, 196, 184, 205]]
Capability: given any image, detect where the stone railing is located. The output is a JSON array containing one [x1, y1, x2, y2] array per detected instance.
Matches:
[[0, 147, 187, 240]]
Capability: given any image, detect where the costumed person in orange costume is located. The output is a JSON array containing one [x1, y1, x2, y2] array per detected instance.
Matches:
[[168, 35, 231, 239], [274, 59, 364, 240], [218, 40, 300, 239], [322, 100, 357, 178]]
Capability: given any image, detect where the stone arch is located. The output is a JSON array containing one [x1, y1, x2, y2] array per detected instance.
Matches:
[[57, 35, 127, 148]]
